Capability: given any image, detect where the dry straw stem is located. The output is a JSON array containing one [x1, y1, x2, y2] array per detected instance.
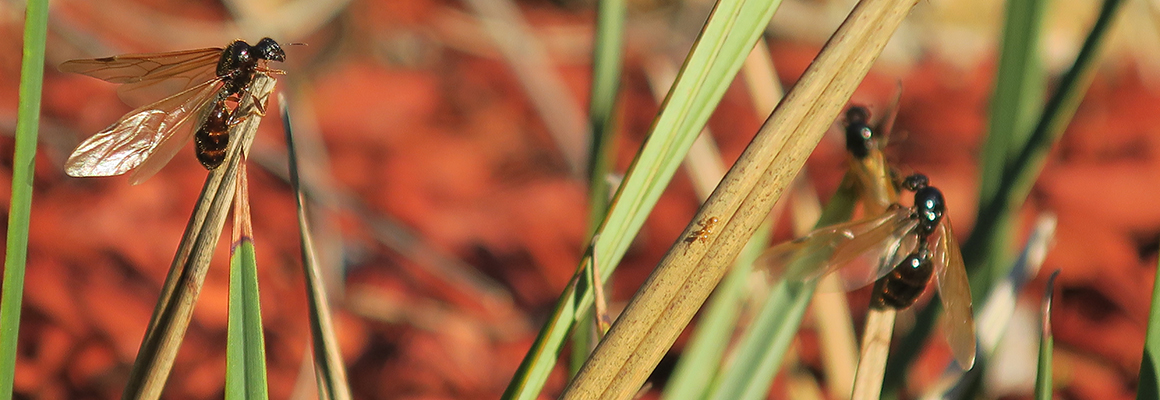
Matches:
[[559, 0, 920, 398], [850, 308, 896, 400], [122, 74, 274, 400], [281, 93, 354, 400]]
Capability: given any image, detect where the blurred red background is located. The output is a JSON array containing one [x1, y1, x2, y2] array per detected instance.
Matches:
[[0, 0, 1157, 399]]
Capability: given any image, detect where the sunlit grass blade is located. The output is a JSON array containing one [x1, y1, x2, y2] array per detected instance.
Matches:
[[561, 1, 923, 396], [121, 75, 274, 400], [850, 308, 896, 400], [661, 221, 772, 400], [0, 0, 48, 397], [885, 0, 1125, 392], [280, 94, 353, 400], [574, 0, 628, 374], [585, 0, 627, 215], [1035, 270, 1059, 400], [706, 177, 856, 400], [225, 163, 270, 400], [657, 39, 785, 399], [502, 0, 786, 397]]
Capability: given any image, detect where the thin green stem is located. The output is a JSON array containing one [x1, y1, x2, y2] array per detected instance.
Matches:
[[0, 0, 49, 397], [1035, 270, 1059, 400], [574, 0, 628, 375]]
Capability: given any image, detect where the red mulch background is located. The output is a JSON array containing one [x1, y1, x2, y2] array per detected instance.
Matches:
[[0, 0, 1155, 399]]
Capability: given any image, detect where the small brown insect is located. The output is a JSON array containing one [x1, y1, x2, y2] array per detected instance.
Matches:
[[686, 217, 719, 247]]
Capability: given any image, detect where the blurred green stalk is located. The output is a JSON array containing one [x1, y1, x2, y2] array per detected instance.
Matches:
[[0, 0, 49, 397], [1035, 271, 1059, 400], [574, 0, 628, 375]]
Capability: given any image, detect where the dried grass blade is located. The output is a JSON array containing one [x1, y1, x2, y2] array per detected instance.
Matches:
[[280, 94, 353, 400], [121, 74, 274, 400]]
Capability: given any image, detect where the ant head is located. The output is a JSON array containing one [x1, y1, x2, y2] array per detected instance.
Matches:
[[901, 173, 928, 192], [254, 37, 286, 62], [906, 174, 944, 237], [844, 106, 874, 159], [845, 106, 871, 124]]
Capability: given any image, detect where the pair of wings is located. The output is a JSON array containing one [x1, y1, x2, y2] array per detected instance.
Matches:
[[758, 206, 976, 369], [60, 47, 227, 185]]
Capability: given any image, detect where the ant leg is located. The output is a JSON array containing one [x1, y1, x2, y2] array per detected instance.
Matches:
[[225, 92, 270, 129], [239, 89, 269, 117], [258, 67, 286, 75]]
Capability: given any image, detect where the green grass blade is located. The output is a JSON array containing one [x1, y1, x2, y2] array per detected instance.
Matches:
[[1035, 270, 1059, 400], [976, 0, 1049, 212], [574, 0, 629, 375], [973, 0, 1124, 289], [706, 177, 857, 400], [884, 0, 1124, 393], [561, 0, 922, 395], [502, 1, 784, 398], [710, 281, 817, 400], [590, 0, 785, 292], [121, 75, 274, 400], [971, 0, 1049, 298], [225, 167, 270, 400], [0, 0, 48, 397], [585, 0, 627, 216], [280, 95, 353, 400]]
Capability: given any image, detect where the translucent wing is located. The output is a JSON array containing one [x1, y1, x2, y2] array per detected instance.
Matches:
[[759, 207, 915, 284], [932, 216, 976, 370], [873, 89, 901, 147], [832, 227, 921, 291], [127, 91, 224, 185], [825, 207, 916, 275], [65, 79, 223, 183], [849, 151, 898, 215], [59, 48, 222, 107], [59, 47, 221, 84]]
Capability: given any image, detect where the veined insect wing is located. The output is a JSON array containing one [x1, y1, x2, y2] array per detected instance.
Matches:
[[873, 90, 902, 148], [65, 80, 224, 184], [932, 216, 976, 370], [831, 226, 923, 292], [59, 47, 223, 108], [758, 231, 850, 284], [758, 207, 912, 284], [825, 207, 915, 272], [128, 86, 229, 185]]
